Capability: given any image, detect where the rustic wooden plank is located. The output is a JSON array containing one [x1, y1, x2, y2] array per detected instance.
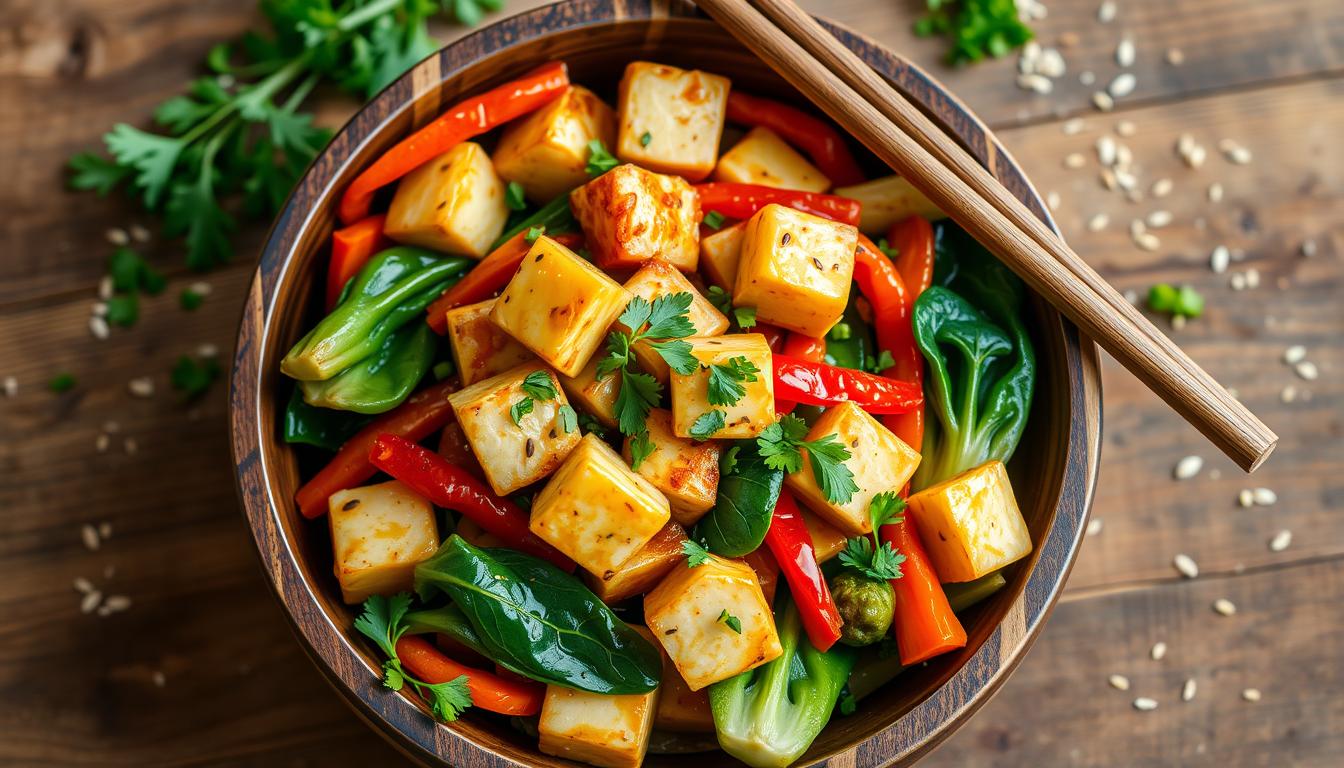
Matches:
[[929, 557, 1344, 766]]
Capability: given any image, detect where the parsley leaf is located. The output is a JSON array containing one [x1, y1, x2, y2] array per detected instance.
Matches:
[[585, 139, 619, 176], [756, 414, 858, 503], [704, 286, 757, 331], [703, 210, 727, 230], [628, 431, 655, 470], [601, 293, 698, 437], [180, 288, 205, 311], [614, 370, 661, 438], [48, 373, 77, 393], [706, 355, 760, 406], [68, 152, 131, 196], [644, 293, 697, 339], [689, 409, 726, 440], [733, 306, 757, 329], [681, 539, 712, 567], [525, 225, 545, 244], [640, 131, 653, 147], [171, 354, 221, 401], [838, 492, 908, 581], [521, 371, 558, 401], [510, 397, 534, 425], [756, 414, 811, 473], [505, 181, 527, 211], [558, 404, 578, 434], [650, 339, 698, 375], [106, 294, 139, 327], [354, 593, 473, 722], [868, 492, 906, 531], [915, 0, 1035, 65], [717, 609, 743, 634]]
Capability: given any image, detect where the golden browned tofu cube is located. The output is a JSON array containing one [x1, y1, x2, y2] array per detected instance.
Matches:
[[530, 434, 671, 577], [442, 299, 536, 385], [384, 142, 508, 257], [833, 174, 945, 236], [742, 548, 780, 606], [584, 522, 688, 604], [569, 164, 701, 272], [785, 402, 921, 537], [734, 204, 857, 337], [669, 334, 774, 440], [906, 460, 1031, 583], [539, 641, 659, 768], [622, 260, 728, 381], [557, 356, 621, 429], [328, 481, 438, 604], [644, 554, 781, 691], [491, 235, 631, 377], [492, 85, 617, 203], [615, 61, 730, 181], [623, 409, 720, 527], [699, 221, 746, 290], [447, 365, 582, 496], [803, 509, 849, 563], [652, 635, 714, 733], [714, 126, 830, 192]]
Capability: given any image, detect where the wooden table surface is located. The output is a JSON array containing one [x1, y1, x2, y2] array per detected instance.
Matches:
[[1, 0, 1340, 765]]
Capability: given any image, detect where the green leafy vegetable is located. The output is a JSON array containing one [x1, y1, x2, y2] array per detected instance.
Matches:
[[511, 370, 558, 424], [525, 225, 545, 243], [354, 593, 473, 722], [510, 397, 534, 425], [1147, 283, 1204, 319], [584, 138, 619, 176], [179, 288, 205, 311], [914, 0, 1035, 65], [693, 444, 784, 558], [756, 414, 858, 503], [681, 539, 713, 568], [706, 355, 760, 406], [733, 306, 757, 329], [106, 294, 139, 327], [283, 385, 372, 451], [628, 431, 655, 470], [690, 409, 727, 440], [302, 321, 436, 414]]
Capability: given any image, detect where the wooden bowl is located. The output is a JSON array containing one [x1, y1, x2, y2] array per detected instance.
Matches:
[[230, 1, 1102, 765]]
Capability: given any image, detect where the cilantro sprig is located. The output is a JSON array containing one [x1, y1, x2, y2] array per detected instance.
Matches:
[[756, 414, 859, 504], [585, 139, 619, 176], [511, 370, 558, 425], [689, 409, 727, 441], [706, 355, 760, 407], [597, 293, 697, 443], [354, 593, 473, 722], [705, 286, 758, 330], [914, 0, 1035, 65], [681, 539, 713, 568], [838, 492, 908, 581]]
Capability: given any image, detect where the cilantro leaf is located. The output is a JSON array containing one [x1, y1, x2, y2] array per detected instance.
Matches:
[[689, 409, 726, 441], [180, 288, 205, 311], [756, 414, 810, 473], [521, 371, 558, 401], [585, 139, 619, 176], [614, 369, 661, 438], [706, 285, 733, 316], [733, 306, 757, 329], [839, 493, 908, 580], [163, 165, 235, 271], [717, 609, 743, 634], [628, 431, 655, 470], [421, 675, 473, 721], [706, 355, 760, 406], [602, 293, 698, 437], [558, 404, 578, 434], [719, 445, 741, 475], [681, 539, 712, 567], [644, 293, 696, 339], [103, 124, 184, 208], [355, 593, 473, 722], [106, 294, 139, 327], [803, 434, 859, 504], [868, 492, 906, 531], [353, 593, 413, 660], [616, 296, 654, 337], [916, 0, 1035, 65], [505, 181, 527, 211], [510, 397, 534, 425], [68, 152, 131, 196], [171, 354, 221, 401], [48, 373, 77, 393], [651, 339, 698, 375]]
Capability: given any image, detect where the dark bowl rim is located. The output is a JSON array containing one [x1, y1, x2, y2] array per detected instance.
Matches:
[[229, 1, 1103, 766]]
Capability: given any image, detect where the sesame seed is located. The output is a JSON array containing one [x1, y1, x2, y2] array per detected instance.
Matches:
[[1017, 73, 1054, 94], [1065, 152, 1087, 169], [1230, 272, 1247, 291], [130, 224, 152, 243], [1150, 641, 1167, 660], [1135, 232, 1161, 252], [73, 577, 94, 594], [1133, 697, 1158, 711], [96, 433, 110, 453], [127, 377, 155, 398], [1300, 239, 1317, 257], [1280, 385, 1297, 404], [1218, 139, 1253, 165], [1245, 268, 1260, 289], [1100, 168, 1118, 190], [1213, 598, 1237, 616], [1207, 183, 1224, 203], [1096, 136, 1117, 166], [1173, 455, 1203, 480], [1080, 70, 1096, 86], [1115, 170, 1138, 191], [1037, 48, 1067, 78], [98, 276, 114, 300], [1242, 688, 1261, 702], [1251, 487, 1277, 506], [1182, 679, 1197, 702], [1165, 47, 1185, 65], [1098, 1, 1117, 23], [1116, 38, 1136, 67], [1123, 289, 1139, 303], [3, 376, 17, 397], [189, 281, 213, 297], [1150, 178, 1172, 197], [105, 228, 130, 246], [81, 524, 101, 551], [1146, 210, 1173, 228], [1109, 674, 1131, 691], [80, 590, 103, 614], [103, 420, 120, 433], [1174, 553, 1199, 579], [103, 595, 132, 613], [1062, 118, 1086, 135], [1210, 245, 1230, 274], [1116, 120, 1137, 138], [152, 670, 167, 687], [1046, 191, 1061, 210], [1092, 91, 1115, 111], [1108, 73, 1137, 98], [91, 302, 108, 317], [1295, 361, 1319, 381], [1087, 213, 1110, 232], [1171, 314, 1186, 330], [1282, 345, 1307, 364], [197, 343, 219, 358], [1269, 530, 1292, 552], [1087, 518, 1104, 536], [98, 521, 112, 539], [124, 437, 139, 455], [1238, 489, 1254, 507], [90, 315, 110, 340]]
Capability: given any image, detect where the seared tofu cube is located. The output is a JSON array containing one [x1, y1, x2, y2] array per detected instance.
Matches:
[[616, 62, 730, 181], [652, 633, 714, 733], [803, 510, 848, 563], [644, 554, 781, 691], [621, 261, 728, 381], [447, 365, 582, 496], [906, 460, 1031, 583], [492, 85, 617, 203], [714, 126, 830, 192], [623, 409, 720, 526], [734, 204, 857, 337], [570, 164, 701, 272], [384, 142, 508, 257], [443, 299, 536, 385], [699, 221, 746, 290], [584, 522, 688, 604], [669, 334, 774, 440], [785, 402, 921, 537], [539, 625, 660, 768], [328, 481, 438, 604], [833, 174, 945, 236], [557, 356, 621, 429], [530, 434, 671, 577], [742, 548, 780, 606], [491, 235, 630, 377]]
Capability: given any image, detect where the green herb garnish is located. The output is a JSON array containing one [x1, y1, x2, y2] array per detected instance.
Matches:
[[718, 609, 743, 634], [689, 409, 727, 441], [354, 593, 473, 722], [706, 355, 760, 407], [681, 539, 713, 567], [756, 414, 859, 504], [48, 373, 77, 393], [838, 492, 908, 581], [914, 0, 1035, 65], [585, 139, 619, 176], [597, 293, 697, 441], [703, 210, 726, 230]]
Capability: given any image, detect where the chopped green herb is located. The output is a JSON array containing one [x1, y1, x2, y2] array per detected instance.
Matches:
[[702, 210, 727, 230], [525, 225, 545, 244], [170, 354, 221, 401], [628, 431, 655, 470], [179, 288, 204, 311], [733, 306, 757, 329], [106, 294, 139, 327], [640, 131, 653, 147], [828, 322, 852, 341], [521, 371, 558, 401], [1147, 283, 1204, 319], [558, 404, 578, 434], [719, 444, 741, 475], [867, 349, 896, 373], [689, 409, 726, 441], [48, 373, 77, 393], [681, 539, 713, 567], [756, 414, 859, 503], [598, 293, 698, 437], [838, 492, 908, 581], [914, 0, 1035, 65], [876, 237, 900, 260], [585, 139, 619, 176], [706, 356, 760, 407], [718, 609, 743, 634], [432, 360, 455, 381], [354, 594, 473, 722], [505, 181, 527, 211], [509, 397, 534, 425]]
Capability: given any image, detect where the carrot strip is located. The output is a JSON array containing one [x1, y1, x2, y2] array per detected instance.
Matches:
[[396, 635, 544, 716], [326, 214, 389, 311]]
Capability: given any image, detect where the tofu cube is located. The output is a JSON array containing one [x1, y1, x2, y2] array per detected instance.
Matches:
[[784, 402, 922, 537], [652, 636, 714, 733], [905, 460, 1032, 583], [492, 85, 617, 203], [569, 164, 701, 272], [447, 365, 582, 496], [384, 142, 508, 257], [584, 522, 689, 604], [714, 126, 830, 192], [734, 204, 857, 337], [443, 299, 536, 385], [699, 221, 746, 290], [802, 509, 849, 563], [328, 481, 439, 604], [491, 235, 631, 377], [644, 554, 782, 691], [833, 174, 945, 236], [539, 625, 660, 768], [669, 334, 775, 440], [616, 61, 730, 181], [742, 548, 780, 606], [530, 434, 671, 577], [621, 260, 728, 382], [557, 356, 621, 429], [623, 409, 721, 526]]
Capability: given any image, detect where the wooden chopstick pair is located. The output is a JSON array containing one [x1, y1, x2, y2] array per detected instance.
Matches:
[[696, 0, 1277, 472]]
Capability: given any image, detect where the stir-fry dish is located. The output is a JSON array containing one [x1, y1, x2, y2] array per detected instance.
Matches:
[[282, 59, 1037, 768]]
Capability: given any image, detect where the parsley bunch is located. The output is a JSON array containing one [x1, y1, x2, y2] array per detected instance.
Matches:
[[914, 0, 1035, 65], [354, 593, 473, 722], [756, 414, 859, 504], [838, 492, 908, 581], [68, 0, 500, 272]]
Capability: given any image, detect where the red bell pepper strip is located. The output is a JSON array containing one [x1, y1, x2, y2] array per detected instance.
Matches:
[[725, 91, 865, 187], [777, 333, 827, 413], [425, 232, 583, 334], [368, 434, 574, 571], [880, 514, 966, 665], [764, 492, 842, 652], [695, 183, 862, 227], [879, 217, 936, 450], [396, 635, 544, 717], [295, 379, 459, 519], [773, 354, 922, 415], [853, 234, 924, 447], [326, 214, 390, 311], [339, 62, 570, 224]]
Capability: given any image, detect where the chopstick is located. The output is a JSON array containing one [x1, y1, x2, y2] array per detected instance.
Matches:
[[696, 0, 1277, 472]]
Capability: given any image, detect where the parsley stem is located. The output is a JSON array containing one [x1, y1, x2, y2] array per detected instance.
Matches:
[[177, 52, 314, 148], [338, 0, 410, 32]]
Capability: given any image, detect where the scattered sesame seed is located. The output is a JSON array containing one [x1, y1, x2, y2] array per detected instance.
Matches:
[[3, 376, 16, 397], [1096, 136, 1117, 166], [198, 343, 220, 358], [1123, 289, 1139, 303], [98, 521, 112, 539], [1017, 73, 1054, 94], [1280, 385, 1297, 404], [105, 228, 130, 246], [1294, 361, 1319, 381], [1165, 47, 1185, 65], [1065, 152, 1087, 169], [91, 302, 108, 318], [1108, 73, 1137, 98], [1238, 489, 1254, 508], [1218, 139, 1253, 165], [81, 524, 101, 551], [1230, 272, 1247, 291], [1171, 314, 1187, 330], [1037, 48, 1067, 78], [1174, 553, 1199, 579], [1093, 91, 1115, 111], [1146, 210, 1173, 228], [1151, 178, 1172, 197], [1251, 487, 1277, 506], [103, 595, 132, 613], [1283, 345, 1307, 364], [1210, 245, 1230, 274], [1098, 1, 1118, 23], [1116, 38, 1136, 68], [124, 437, 139, 455], [130, 224, 152, 243], [1173, 455, 1204, 480], [1087, 213, 1110, 232], [1135, 232, 1161, 251], [98, 276, 114, 300], [1182, 679, 1197, 702], [103, 420, 120, 433], [1062, 118, 1086, 135], [1300, 240, 1317, 257], [1150, 641, 1167, 660], [1213, 598, 1237, 616], [1100, 168, 1118, 190], [1087, 518, 1104, 536], [1109, 674, 1131, 691], [90, 315, 110, 340], [73, 577, 95, 594], [127, 377, 155, 398], [1269, 530, 1292, 552], [1080, 70, 1097, 86], [189, 281, 213, 297], [1207, 182, 1224, 203], [80, 590, 103, 614], [152, 670, 167, 688], [1245, 268, 1260, 289], [1133, 697, 1158, 711], [96, 433, 110, 453], [1046, 191, 1061, 210], [1241, 688, 1261, 702]]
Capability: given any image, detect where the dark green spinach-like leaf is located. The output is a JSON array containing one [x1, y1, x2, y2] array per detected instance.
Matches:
[[414, 536, 661, 694], [693, 444, 784, 557]]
